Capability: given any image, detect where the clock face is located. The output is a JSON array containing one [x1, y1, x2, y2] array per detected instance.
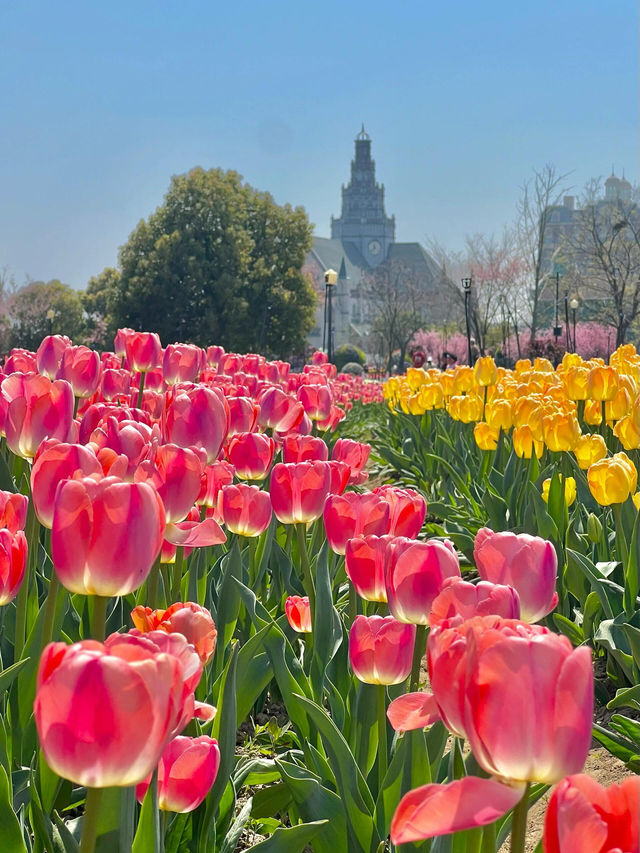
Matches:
[[368, 240, 381, 255]]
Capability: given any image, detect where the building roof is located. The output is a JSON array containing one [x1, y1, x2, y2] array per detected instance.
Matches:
[[387, 242, 442, 282], [310, 237, 370, 281]]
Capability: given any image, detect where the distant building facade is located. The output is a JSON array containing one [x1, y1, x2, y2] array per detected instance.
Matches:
[[304, 127, 447, 355]]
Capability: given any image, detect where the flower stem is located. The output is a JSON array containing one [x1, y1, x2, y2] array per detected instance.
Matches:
[[295, 523, 315, 620], [137, 372, 146, 409], [147, 555, 162, 608], [410, 624, 428, 692], [41, 570, 61, 650], [377, 684, 388, 795], [80, 787, 104, 853], [171, 546, 184, 603], [92, 596, 108, 641], [510, 783, 531, 853]]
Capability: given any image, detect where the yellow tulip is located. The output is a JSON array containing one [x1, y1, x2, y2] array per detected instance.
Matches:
[[587, 452, 638, 505], [453, 366, 476, 394], [514, 359, 532, 374], [438, 372, 456, 398], [473, 356, 498, 387], [512, 425, 544, 459], [418, 384, 444, 411], [486, 399, 513, 431], [458, 394, 484, 424], [406, 367, 428, 392], [533, 357, 555, 373], [583, 399, 603, 426], [542, 475, 577, 507], [605, 388, 631, 422], [587, 365, 619, 401], [613, 411, 640, 451], [474, 422, 500, 450], [542, 411, 581, 452], [564, 366, 590, 401], [633, 492, 640, 511], [561, 352, 583, 369], [573, 434, 608, 469]]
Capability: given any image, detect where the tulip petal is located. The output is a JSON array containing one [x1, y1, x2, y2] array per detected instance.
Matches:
[[193, 701, 217, 722], [165, 519, 226, 547], [391, 777, 526, 844], [387, 692, 441, 732]]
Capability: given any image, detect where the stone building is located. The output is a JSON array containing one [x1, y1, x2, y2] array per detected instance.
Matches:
[[304, 127, 446, 355]]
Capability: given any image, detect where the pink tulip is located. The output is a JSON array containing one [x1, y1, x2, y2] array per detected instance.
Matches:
[[282, 435, 329, 464], [4, 348, 37, 373], [113, 328, 134, 358], [544, 774, 639, 853], [217, 484, 272, 537], [0, 490, 28, 534], [331, 438, 371, 485], [197, 460, 235, 509], [257, 387, 304, 432], [390, 618, 593, 844], [385, 538, 460, 624], [56, 345, 101, 398], [101, 368, 131, 401], [134, 443, 203, 524], [270, 461, 332, 525], [227, 432, 275, 480], [2, 373, 74, 458], [162, 344, 204, 385], [345, 535, 395, 602], [297, 384, 332, 421], [474, 527, 558, 622], [36, 335, 72, 378], [285, 595, 312, 633], [349, 615, 415, 685], [136, 736, 220, 812], [429, 577, 520, 627], [30, 440, 102, 528], [34, 636, 187, 787], [227, 396, 260, 435], [164, 386, 229, 464], [316, 404, 346, 432], [90, 416, 157, 479], [327, 460, 351, 495], [131, 602, 217, 665], [323, 491, 390, 555], [374, 485, 427, 539], [51, 475, 165, 596], [0, 529, 28, 605], [124, 331, 162, 373]]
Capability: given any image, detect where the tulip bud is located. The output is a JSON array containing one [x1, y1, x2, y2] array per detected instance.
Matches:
[[349, 615, 415, 685], [285, 596, 312, 633], [587, 512, 604, 544]]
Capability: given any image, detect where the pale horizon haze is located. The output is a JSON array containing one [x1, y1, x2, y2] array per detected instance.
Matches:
[[0, 0, 637, 289]]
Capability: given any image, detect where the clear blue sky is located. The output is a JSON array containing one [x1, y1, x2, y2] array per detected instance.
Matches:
[[0, 0, 637, 289]]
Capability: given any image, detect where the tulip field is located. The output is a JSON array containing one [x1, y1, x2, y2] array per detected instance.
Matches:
[[0, 332, 638, 853]]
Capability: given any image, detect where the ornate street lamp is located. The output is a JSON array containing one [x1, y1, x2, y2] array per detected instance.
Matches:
[[324, 268, 338, 363], [461, 278, 472, 365]]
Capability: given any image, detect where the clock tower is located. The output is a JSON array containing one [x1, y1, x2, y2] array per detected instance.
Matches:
[[330, 126, 395, 267]]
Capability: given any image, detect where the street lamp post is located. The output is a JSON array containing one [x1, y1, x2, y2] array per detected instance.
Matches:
[[461, 277, 472, 365], [564, 289, 570, 351], [324, 268, 338, 363], [553, 271, 562, 347], [569, 297, 579, 353]]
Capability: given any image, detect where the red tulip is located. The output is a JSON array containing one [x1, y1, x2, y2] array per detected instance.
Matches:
[[162, 344, 204, 385], [323, 491, 390, 555], [474, 527, 558, 622], [217, 484, 272, 537], [131, 602, 217, 664], [2, 373, 74, 458], [297, 384, 332, 421], [374, 485, 427, 539], [134, 443, 203, 524], [0, 490, 28, 534], [257, 387, 304, 432], [164, 386, 229, 464], [136, 736, 220, 812], [385, 538, 460, 624], [282, 435, 329, 464], [36, 335, 72, 378], [270, 461, 331, 525], [429, 577, 520, 628], [197, 460, 235, 508], [56, 345, 101, 398], [124, 331, 162, 373], [285, 595, 312, 633], [34, 636, 187, 787], [349, 615, 415, 685], [227, 432, 275, 480], [0, 529, 28, 605], [327, 460, 351, 495], [227, 396, 260, 435], [544, 774, 639, 853], [331, 438, 371, 485], [345, 535, 395, 602], [51, 476, 165, 596]]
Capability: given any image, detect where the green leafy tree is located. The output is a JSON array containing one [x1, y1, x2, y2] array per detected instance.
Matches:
[[110, 168, 316, 355], [9, 280, 85, 350], [82, 267, 121, 350]]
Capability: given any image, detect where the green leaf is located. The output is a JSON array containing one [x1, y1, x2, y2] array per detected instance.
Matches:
[[609, 713, 640, 744], [607, 684, 640, 711], [0, 764, 27, 852], [218, 795, 252, 853], [566, 549, 618, 619], [310, 542, 343, 697], [131, 776, 161, 853], [592, 723, 639, 771], [552, 613, 583, 646], [212, 540, 243, 668], [251, 782, 292, 819], [275, 760, 347, 853], [0, 658, 29, 694], [624, 510, 640, 616], [248, 820, 328, 852]]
